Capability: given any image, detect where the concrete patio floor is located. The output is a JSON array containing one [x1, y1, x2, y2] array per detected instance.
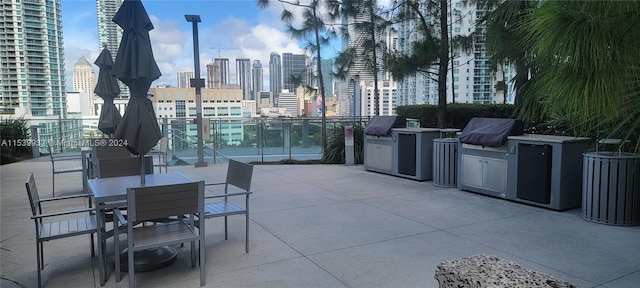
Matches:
[[1, 156, 639, 288]]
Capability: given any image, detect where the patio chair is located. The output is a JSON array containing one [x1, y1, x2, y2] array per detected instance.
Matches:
[[25, 172, 97, 288], [202, 159, 254, 253], [47, 142, 83, 197], [93, 155, 154, 275], [112, 181, 206, 287], [93, 155, 153, 178], [150, 137, 169, 173]]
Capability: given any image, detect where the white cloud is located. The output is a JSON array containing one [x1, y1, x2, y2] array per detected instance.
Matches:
[[62, 1, 321, 91], [148, 15, 190, 86]]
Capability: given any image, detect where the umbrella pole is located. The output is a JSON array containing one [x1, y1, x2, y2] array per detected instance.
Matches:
[[140, 154, 145, 184]]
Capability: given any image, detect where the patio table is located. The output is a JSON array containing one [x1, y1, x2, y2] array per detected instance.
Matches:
[[87, 172, 193, 286]]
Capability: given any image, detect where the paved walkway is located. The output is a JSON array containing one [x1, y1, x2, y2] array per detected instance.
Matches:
[[1, 156, 639, 287]]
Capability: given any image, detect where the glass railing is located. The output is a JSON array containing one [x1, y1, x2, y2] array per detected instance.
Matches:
[[23, 115, 371, 165]]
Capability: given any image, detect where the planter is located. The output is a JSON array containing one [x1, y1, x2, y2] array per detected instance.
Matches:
[[582, 151, 640, 226]]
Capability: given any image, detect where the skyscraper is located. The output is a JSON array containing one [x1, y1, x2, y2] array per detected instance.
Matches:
[[206, 58, 230, 88], [251, 60, 263, 100], [393, 0, 513, 105], [269, 52, 282, 94], [236, 59, 252, 100], [0, 0, 67, 117], [73, 57, 97, 115], [96, 0, 129, 99], [282, 53, 306, 92], [176, 71, 194, 88]]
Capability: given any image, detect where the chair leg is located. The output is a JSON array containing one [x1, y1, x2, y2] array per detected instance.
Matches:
[[245, 213, 249, 253], [190, 240, 195, 267], [39, 242, 44, 269], [114, 224, 121, 282], [200, 238, 205, 286], [224, 216, 228, 240], [128, 248, 134, 288], [37, 240, 42, 288], [90, 233, 95, 258]]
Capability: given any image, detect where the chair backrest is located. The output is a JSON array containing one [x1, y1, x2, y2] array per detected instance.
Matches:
[[93, 145, 131, 159], [25, 172, 40, 217], [46, 142, 56, 161], [225, 159, 254, 192], [159, 137, 168, 153], [126, 181, 204, 223], [95, 156, 153, 178]]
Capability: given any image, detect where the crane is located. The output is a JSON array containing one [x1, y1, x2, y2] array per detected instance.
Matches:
[[208, 46, 238, 88], [209, 46, 238, 62]]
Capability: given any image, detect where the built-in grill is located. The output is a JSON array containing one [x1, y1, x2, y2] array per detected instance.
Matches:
[[364, 115, 406, 137], [363, 116, 406, 175], [459, 117, 524, 147], [363, 116, 440, 181], [457, 117, 591, 212]]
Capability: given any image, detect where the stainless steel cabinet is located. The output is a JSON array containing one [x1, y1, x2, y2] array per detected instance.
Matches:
[[461, 154, 507, 194]]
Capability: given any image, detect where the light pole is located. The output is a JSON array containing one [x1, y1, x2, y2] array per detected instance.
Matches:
[[185, 14, 207, 167]]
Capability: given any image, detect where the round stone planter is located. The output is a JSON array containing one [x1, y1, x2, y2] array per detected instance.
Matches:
[[582, 151, 640, 226]]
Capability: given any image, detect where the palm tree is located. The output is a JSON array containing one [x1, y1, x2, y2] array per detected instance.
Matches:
[[526, 1, 640, 138], [485, 0, 640, 147], [330, 0, 391, 116], [480, 0, 538, 118], [382, 0, 451, 128]]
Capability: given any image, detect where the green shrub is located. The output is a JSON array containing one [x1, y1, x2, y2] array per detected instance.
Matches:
[[1, 117, 30, 164], [396, 104, 517, 129], [322, 123, 364, 164]]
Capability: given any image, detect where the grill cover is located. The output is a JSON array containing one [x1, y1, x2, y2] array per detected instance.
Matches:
[[459, 117, 524, 147], [364, 116, 406, 136]]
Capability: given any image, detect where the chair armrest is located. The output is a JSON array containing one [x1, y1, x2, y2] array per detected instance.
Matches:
[[204, 182, 225, 187], [205, 191, 253, 199], [39, 193, 91, 202], [31, 207, 95, 220], [51, 155, 82, 161], [112, 209, 127, 225]]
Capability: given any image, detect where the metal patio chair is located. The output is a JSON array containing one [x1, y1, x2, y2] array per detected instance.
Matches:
[[202, 159, 254, 253], [47, 142, 83, 197], [25, 172, 97, 288], [113, 181, 206, 287]]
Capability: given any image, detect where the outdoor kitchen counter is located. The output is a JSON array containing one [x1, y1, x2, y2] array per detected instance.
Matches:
[[508, 134, 591, 143]]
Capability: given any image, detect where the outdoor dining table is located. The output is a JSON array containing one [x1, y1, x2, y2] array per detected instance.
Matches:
[[87, 172, 194, 286]]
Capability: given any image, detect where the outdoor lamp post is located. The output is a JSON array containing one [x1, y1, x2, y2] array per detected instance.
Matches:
[[185, 14, 207, 167]]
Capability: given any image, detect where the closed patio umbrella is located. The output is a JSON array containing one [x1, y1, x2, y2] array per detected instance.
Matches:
[[112, 0, 162, 184], [110, 1, 176, 272], [94, 47, 121, 136]]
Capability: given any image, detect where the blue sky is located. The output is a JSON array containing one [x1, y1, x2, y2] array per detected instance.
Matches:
[[61, 0, 344, 90]]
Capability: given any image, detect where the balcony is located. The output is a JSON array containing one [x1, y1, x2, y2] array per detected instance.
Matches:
[[1, 152, 639, 287], [24, 116, 364, 165]]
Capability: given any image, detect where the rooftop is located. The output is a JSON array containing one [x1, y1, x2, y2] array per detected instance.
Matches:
[[1, 157, 639, 287]]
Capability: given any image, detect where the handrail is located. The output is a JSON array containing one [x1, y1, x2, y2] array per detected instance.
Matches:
[[22, 116, 375, 165]]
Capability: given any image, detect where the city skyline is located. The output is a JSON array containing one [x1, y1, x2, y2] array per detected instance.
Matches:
[[61, 0, 349, 91]]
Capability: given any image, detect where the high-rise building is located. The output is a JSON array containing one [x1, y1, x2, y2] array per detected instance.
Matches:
[[176, 71, 194, 88], [251, 60, 263, 100], [282, 53, 306, 93], [339, 1, 396, 117], [269, 52, 282, 94], [236, 58, 252, 100], [96, 0, 129, 99], [0, 0, 68, 117], [394, 1, 514, 106], [73, 56, 97, 115], [206, 58, 230, 88]]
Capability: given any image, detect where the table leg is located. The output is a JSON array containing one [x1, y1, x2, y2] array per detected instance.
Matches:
[[96, 204, 106, 286]]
